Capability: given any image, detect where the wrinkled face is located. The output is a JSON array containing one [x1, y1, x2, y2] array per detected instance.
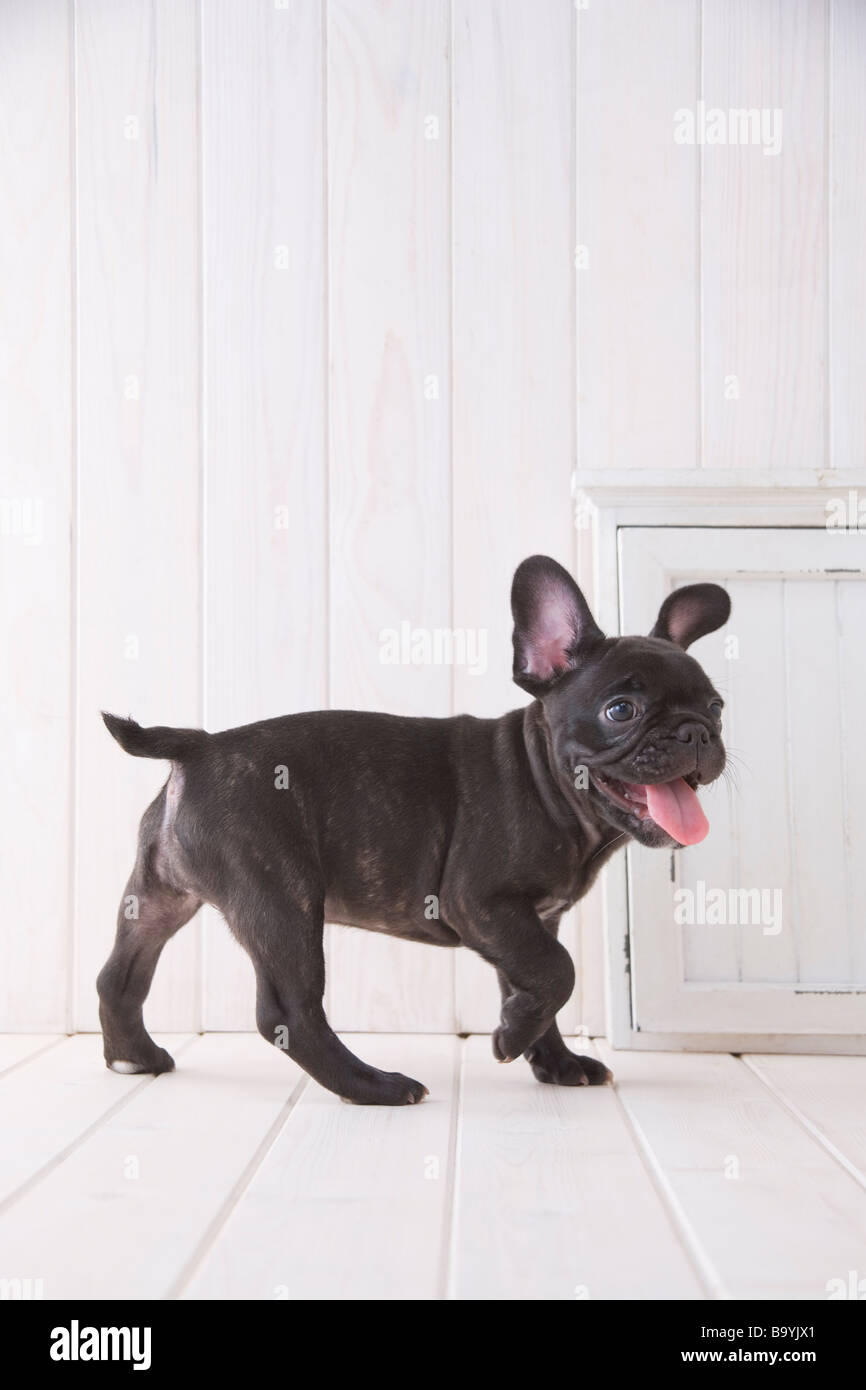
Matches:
[[510, 555, 732, 850], [541, 636, 726, 847]]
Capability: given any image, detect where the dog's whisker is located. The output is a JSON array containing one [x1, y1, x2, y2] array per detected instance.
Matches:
[[587, 831, 629, 868]]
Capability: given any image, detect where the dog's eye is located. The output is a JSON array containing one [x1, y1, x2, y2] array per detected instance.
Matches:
[[605, 700, 638, 723], [709, 699, 723, 720]]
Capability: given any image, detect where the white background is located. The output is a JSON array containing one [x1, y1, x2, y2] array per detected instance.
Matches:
[[2, 0, 865, 1035]]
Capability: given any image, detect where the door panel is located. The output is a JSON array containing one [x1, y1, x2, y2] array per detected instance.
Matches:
[[619, 527, 866, 1038]]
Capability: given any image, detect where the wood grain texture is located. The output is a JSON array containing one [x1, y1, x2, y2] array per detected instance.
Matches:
[[599, 1043, 866, 1299], [676, 618, 740, 984], [836, 580, 866, 985], [701, 0, 828, 470], [783, 580, 849, 983], [326, 0, 454, 1031], [0, 1036, 63, 1078], [183, 1035, 458, 1299], [4, 1034, 866, 1298], [73, 0, 201, 1031], [0, 0, 73, 1030], [0, 1033, 304, 1300], [746, 1052, 866, 1186], [830, 0, 866, 469], [578, 0, 700, 470], [721, 579, 794, 985], [828, 0, 866, 469], [452, 0, 579, 1031], [0, 1032, 191, 1208], [452, 1037, 701, 1299], [200, 0, 328, 1028]]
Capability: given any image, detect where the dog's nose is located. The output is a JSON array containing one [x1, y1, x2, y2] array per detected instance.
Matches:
[[675, 720, 710, 746]]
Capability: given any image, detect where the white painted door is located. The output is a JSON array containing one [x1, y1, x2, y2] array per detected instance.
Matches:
[[619, 526, 866, 1045]]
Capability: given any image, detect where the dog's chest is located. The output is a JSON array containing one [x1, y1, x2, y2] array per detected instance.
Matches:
[[534, 894, 571, 923], [527, 821, 624, 923]]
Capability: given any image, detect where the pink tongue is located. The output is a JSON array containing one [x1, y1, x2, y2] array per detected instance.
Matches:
[[644, 778, 709, 846]]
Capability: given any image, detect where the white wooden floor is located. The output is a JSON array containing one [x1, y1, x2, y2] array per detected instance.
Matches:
[[1, 1033, 864, 1301]]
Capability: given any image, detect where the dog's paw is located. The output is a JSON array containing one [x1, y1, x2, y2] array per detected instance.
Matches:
[[527, 1050, 612, 1087], [492, 1024, 519, 1063], [106, 1044, 175, 1077], [339, 1071, 429, 1106]]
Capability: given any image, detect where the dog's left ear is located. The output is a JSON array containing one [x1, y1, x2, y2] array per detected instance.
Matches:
[[511, 555, 604, 695], [650, 583, 731, 650]]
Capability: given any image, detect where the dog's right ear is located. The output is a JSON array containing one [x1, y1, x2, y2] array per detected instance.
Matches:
[[511, 555, 604, 696]]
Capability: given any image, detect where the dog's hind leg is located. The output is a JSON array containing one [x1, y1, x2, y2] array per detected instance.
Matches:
[[97, 790, 201, 1075], [230, 878, 428, 1105]]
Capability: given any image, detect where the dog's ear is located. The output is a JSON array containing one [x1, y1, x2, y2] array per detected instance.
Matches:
[[650, 583, 731, 650], [511, 555, 604, 695]]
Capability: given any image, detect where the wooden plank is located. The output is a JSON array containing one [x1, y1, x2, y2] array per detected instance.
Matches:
[[830, 0, 866, 469], [576, 896, 606, 1038], [574, 525, 605, 1033], [0, 0, 72, 1030], [783, 580, 849, 984], [452, 1036, 702, 1299], [836, 581, 866, 985], [0, 1034, 305, 1299], [599, 1044, 866, 1298], [182, 1035, 458, 1299], [673, 616, 739, 984], [702, 0, 827, 470], [73, 0, 201, 1031], [200, 0, 328, 1028], [452, 0, 578, 1031], [718, 579, 795, 984], [0, 1036, 63, 1077], [745, 1053, 866, 1187], [0, 1033, 192, 1209], [452, 0, 574, 725], [578, 0, 699, 470], [326, 0, 454, 1032]]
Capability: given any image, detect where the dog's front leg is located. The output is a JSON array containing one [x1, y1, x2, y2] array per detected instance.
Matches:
[[456, 902, 576, 1062], [495, 970, 611, 1086]]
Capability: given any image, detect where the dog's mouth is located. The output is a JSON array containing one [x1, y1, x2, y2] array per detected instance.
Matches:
[[589, 770, 708, 846]]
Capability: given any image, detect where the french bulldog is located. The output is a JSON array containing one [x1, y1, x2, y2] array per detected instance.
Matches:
[[97, 555, 730, 1104]]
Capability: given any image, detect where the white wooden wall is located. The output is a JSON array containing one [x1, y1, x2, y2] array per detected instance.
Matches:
[[2, 0, 864, 1033]]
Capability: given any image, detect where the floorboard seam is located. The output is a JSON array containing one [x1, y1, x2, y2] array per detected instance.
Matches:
[[165, 1069, 310, 1300], [740, 1054, 866, 1193], [440, 1035, 464, 1301], [0, 1035, 67, 1079], [0, 1034, 200, 1220], [596, 1039, 728, 1302]]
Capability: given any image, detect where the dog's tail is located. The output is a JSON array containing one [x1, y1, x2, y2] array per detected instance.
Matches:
[[101, 712, 207, 762]]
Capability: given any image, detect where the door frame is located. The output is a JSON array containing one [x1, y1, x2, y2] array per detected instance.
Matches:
[[573, 469, 866, 1053]]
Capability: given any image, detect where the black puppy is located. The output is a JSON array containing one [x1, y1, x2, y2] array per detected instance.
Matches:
[[97, 555, 730, 1103]]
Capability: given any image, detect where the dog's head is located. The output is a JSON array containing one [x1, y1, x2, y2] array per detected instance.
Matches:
[[512, 555, 730, 848]]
